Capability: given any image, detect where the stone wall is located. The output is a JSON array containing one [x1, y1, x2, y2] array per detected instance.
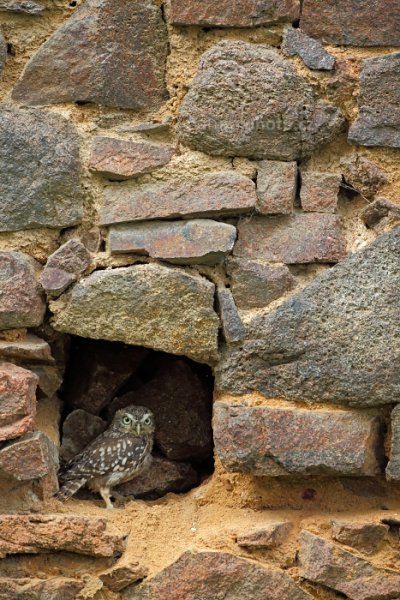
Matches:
[[0, 0, 399, 598]]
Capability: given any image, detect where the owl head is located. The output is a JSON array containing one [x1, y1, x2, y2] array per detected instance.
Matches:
[[112, 405, 155, 436]]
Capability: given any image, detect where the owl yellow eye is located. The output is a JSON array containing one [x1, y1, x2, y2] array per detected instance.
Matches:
[[122, 415, 132, 426]]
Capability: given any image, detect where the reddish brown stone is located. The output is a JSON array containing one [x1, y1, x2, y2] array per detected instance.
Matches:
[[0, 362, 38, 441], [100, 562, 148, 592], [0, 431, 58, 481], [237, 521, 292, 548], [0, 577, 84, 600], [362, 198, 400, 228], [301, 0, 400, 46], [256, 161, 297, 215], [331, 521, 389, 555], [234, 214, 346, 264], [41, 238, 91, 298], [101, 172, 257, 225], [301, 172, 340, 213], [0, 515, 125, 558], [89, 137, 174, 179], [169, 0, 300, 27], [0, 334, 53, 364], [29, 365, 62, 398], [340, 154, 387, 200]]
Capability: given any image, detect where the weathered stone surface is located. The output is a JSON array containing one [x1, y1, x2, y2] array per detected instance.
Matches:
[[52, 264, 219, 364], [0, 577, 84, 600], [301, 0, 400, 46], [0, 334, 53, 364], [0, 252, 45, 329], [30, 365, 62, 398], [101, 562, 148, 593], [217, 287, 245, 343], [60, 409, 107, 463], [216, 228, 400, 406], [0, 362, 38, 441], [0, 515, 125, 558], [89, 137, 174, 179], [300, 530, 400, 600], [109, 220, 237, 265], [386, 405, 400, 480], [331, 521, 388, 555], [101, 172, 257, 225], [41, 239, 91, 298], [237, 521, 292, 548], [340, 154, 387, 200], [117, 456, 198, 500], [256, 161, 297, 215], [283, 28, 335, 70], [12, 0, 168, 110], [214, 402, 383, 477], [362, 198, 400, 228], [0, 1, 44, 13], [0, 431, 58, 481], [128, 551, 312, 599], [300, 172, 340, 213], [234, 214, 346, 264], [0, 31, 6, 76], [169, 0, 300, 27], [227, 258, 296, 310], [349, 54, 400, 149], [177, 42, 343, 160]]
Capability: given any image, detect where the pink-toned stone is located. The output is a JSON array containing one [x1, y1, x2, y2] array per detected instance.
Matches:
[[237, 521, 292, 548], [41, 238, 91, 299], [100, 562, 148, 592], [331, 521, 389, 555], [0, 334, 54, 364], [256, 160, 297, 215], [301, 172, 340, 213], [0, 431, 58, 481], [0, 362, 38, 441]]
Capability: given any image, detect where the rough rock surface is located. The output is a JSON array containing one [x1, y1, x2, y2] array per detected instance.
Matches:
[[0, 577, 84, 600], [331, 521, 389, 555], [0, 431, 58, 481], [362, 198, 400, 229], [0, 107, 82, 231], [100, 562, 148, 593], [236, 521, 292, 548], [340, 154, 387, 199], [300, 172, 340, 213], [12, 0, 168, 110], [386, 404, 400, 480], [0, 1, 44, 12], [0, 252, 45, 329], [282, 28, 335, 70], [217, 287, 245, 343], [300, 530, 400, 599], [29, 364, 62, 399], [41, 239, 91, 298], [128, 551, 313, 599], [256, 161, 297, 215], [214, 402, 383, 477], [177, 41, 343, 160], [349, 54, 400, 149], [216, 228, 400, 406], [0, 362, 38, 441], [52, 264, 219, 364], [60, 409, 107, 463], [109, 220, 237, 265], [0, 334, 53, 364], [0, 31, 6, 76], [101, 172, 257, 225]]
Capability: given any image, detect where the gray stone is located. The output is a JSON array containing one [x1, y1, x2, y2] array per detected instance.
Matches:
[[216, 228, 400, 406], [60, 409, 107, 463], [283, 28, 335, 70], [349, 54, 400, 149], [12, 0, 168, 110], [0, 107, 82, 232], [0, 31, 6, 76], [41, 239, 91, 298], [256, 161, 297, 215], [214, 401, 383, 477], [386, 405, 400, 480], [51, 264, 219, 364], [100, 172, 257, 225], [236, 521, 292, 548], [0, 1, 44, 13], [177, 41, 343, 160], [217, 287, 245, 343], [30, 365, 62, 399], [109, 220, 237, 265], [331, 521, 389, 555]]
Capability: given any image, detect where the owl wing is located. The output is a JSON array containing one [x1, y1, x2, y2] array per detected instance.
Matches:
[[59, 432, 115, 482]]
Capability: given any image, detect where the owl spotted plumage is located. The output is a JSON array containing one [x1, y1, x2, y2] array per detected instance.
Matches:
[[56, 406, 155, 509]]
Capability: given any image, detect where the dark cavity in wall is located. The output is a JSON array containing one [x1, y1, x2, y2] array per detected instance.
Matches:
[[59, 337, 215, 501]]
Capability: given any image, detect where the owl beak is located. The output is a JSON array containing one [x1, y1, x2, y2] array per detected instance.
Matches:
[[136, 423, 141, 435]]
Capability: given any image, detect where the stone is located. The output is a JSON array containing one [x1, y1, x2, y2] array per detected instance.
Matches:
[[340, 154, 387, 200], [0, 1, 45, 13], [237, 521, 292, 548], [217, 287, 245, 343], [216, 228, 400, 406], [0, 431, 58, 481], [41, 239, 91, 298], [300, 172, 340, 213], [0, 31, 6, 76], [60, 409, 107, 463], [114, 355, 213, 461], [128, 551, 312, 599], [109, 220, 237, 265], [0, 252, 46, 329], [227, 258, 296, 310], [100, 562, 148, 593], [214, 401, 383, 477], [282, 28, 335, 70], [89, 137, 174, 179], [256, 161, 297, 215], [331, 521, 389, 555], [0, 515, 125, 558], [177, 41, 343, 160], [0, 107, 82, 232], [29, 365, 62, 398], [348, 54, 400, 149], [300, 530, 400, 600], [301, 0, 400, 46], [0, 578, 84, 600], [386, 404, 400, 480], [101, 172, 257, 225], [117, 456, 198, 500], [362, 198, 400, 228], [63, 338, 148, 415], [0, 334, 53, 364], [169, 0, 300, 27], [52, 264, 219, 364], [12, 0, 168, 110], [234, 214, 346, 264], [0, 362, 38, 441]]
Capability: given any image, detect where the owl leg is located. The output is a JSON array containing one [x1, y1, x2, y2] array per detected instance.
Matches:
[[99, 486, 114, 510]]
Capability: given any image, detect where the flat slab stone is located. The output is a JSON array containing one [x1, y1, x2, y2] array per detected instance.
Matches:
[[177, 41, 343, 160], [0, 31, 6, 76], [101, 172, 257, 225], [12, 0, 168, 110], [109, 220, 237, 265], [51, 264, 219, 364], [0, 363, 38, 441], [236, 522, 292, 548], [214, 401, 383, 477], [386, 405, 400, 480], [0, 107, 82, 232], [282, 28, 335, 70], [256, 161, 297, 215], [348, 53, 400, 149], [0, 334, 53, 364], [0, 1, 44, 13], [331, 521, 388, 555], [0, 431, 58, 481], [216, 228, 400, 406]]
